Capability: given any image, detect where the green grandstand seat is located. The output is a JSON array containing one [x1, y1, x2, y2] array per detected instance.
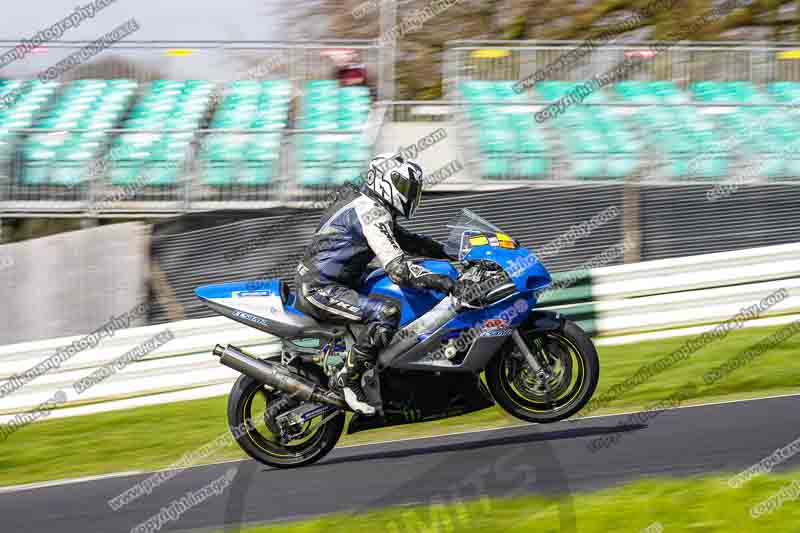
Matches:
[[614, 81, 644, 98], [742, 133, 785, 178], [250, 117, 286, 130], [36, 117, 81, 131], [151, 80, 184, 90], [109, 151, 151, 185], [340, 86, 370, 104], [140, 145, 187, 185], [298, 162, 331, 185], [688, 129, 728, 178], [535, 81, 573, 101], [460, 80, 494, 96], [465, 103, 491, 123], [606, 152, 639, 178], [200, 143, 241, 186], [200, 129, 273, 186], [335, 134, 369, 163], [306, 80, 338, 90], [516, 127, 546, 154], [294, 82, 374, 186], [338, 107, 369, 123], [240, 145, 276, 185], [658, 135, 695, 179], [299, 117, 339, 131], [482, 155, 511, 178], [493, 81, 525, 98], [21, 145, 57, 185], [515, 156, 549, 178], [479, 125, 514, 154], [339, 118, 367, 131], [248, 132, 281, 151], [726, 81, 758, 101], [211, 114, 251, 128], [51, 145, 97, 186], [571, 153, 606, 179], [202, 163, 237, 186], [607, 127, 642, 177], [298, 134, 335, 162], [768, 82, 800, 102], [327, 164, 357, 184], [690, 81, 718, 101]]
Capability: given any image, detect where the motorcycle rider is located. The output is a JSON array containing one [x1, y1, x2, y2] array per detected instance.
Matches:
[[293, 153, 458, 415]]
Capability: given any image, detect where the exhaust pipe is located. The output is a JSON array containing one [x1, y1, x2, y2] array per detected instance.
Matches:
[[213, 344, 346, 410]]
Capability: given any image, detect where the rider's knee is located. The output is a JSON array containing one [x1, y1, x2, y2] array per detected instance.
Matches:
[[377, 302, 400, 325], [364, 300, 400, 328]]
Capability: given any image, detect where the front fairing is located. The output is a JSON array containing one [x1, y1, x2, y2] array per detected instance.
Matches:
[[443, 208, 552, 294]]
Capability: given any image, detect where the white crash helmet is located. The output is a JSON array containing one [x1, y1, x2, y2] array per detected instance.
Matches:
[[364, 153, 424, 219]]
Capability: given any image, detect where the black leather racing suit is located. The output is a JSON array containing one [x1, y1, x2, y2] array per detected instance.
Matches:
[[294, 184, 454, 368]]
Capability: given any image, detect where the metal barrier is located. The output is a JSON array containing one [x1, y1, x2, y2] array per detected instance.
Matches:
[[1, 241, 798, 421], [0, 40, 381, 88], [444, 40, 800, 89]]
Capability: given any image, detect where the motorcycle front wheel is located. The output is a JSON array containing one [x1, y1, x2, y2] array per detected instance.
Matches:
[[486, 320, 599, 423]]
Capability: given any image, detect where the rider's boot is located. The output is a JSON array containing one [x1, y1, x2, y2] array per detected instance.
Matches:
[[335, 344, 378, 416]]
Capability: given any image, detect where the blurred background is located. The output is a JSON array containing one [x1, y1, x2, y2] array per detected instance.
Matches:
[[1, 0, 799, 377], [4, 4, 800, 532]]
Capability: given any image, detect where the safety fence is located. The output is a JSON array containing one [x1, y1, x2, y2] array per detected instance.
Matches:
[[0, 40, 382, 89], [1, 241, 798, 421], [444, 40, 800, 90]]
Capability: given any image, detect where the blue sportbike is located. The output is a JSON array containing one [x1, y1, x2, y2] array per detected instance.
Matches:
[[197, 209, 599, 468]]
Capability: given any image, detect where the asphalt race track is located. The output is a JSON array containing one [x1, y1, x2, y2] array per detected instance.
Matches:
[[2, 394, 799, 532]]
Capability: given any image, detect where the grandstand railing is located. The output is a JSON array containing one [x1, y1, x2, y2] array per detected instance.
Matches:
[[0, 40, 383, 89], [444, 40, 800, 90]]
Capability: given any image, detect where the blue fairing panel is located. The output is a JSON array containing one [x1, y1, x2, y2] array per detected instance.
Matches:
[[361, 260, 458, 326], [195, 280, 280, 300]]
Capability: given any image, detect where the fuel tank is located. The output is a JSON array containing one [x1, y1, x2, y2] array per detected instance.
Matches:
[[360, 259, 458, 326]]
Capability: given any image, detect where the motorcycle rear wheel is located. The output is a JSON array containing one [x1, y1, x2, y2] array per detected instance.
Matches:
[[486, 320, 599, 423], [226, 356, 345, 468]]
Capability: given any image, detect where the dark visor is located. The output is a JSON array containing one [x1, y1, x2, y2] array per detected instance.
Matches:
[[392, 171, 422, 216]]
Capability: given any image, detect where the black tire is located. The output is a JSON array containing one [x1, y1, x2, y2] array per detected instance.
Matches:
[[226, 357, 345, 469], [486, 320, 599, 423]]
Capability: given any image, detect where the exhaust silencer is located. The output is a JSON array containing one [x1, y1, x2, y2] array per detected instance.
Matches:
[[213, 344, 346, 410]]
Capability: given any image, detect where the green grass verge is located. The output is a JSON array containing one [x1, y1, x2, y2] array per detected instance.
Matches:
[[2, 322, 799, 488], [234, 468, 800, 532]]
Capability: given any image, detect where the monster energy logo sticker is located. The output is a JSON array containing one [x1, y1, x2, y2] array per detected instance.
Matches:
[[388, 407, 424, 422], [401, 407, 422, 422]]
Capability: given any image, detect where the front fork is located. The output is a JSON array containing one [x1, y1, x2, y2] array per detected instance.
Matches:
[[511, 328, 555, 394]]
